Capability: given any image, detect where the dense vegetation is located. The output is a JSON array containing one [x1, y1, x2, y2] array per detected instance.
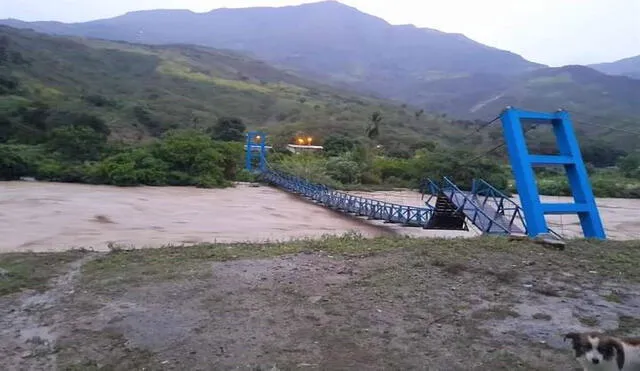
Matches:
[[0, 25, 466, 187], [0, 25, 638, 197], [269, 135, 640, 198], [0, 119, 248, 188]]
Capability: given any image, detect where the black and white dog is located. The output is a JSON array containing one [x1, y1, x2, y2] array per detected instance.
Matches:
[[565, 332, 640, 371]]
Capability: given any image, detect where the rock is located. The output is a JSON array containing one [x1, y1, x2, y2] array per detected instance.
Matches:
[[308, 296, 323, 304], [0, 268, 9, 279], [27, 336, 45, 345]]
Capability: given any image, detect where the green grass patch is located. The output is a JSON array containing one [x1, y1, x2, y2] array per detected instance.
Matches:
[[616, 315, 640, 335], [577, 316, 600, 327], [603, 291, 623, 304], [79, 235, 640, 291], [156, 61, 271, 93], [0, 251, 86, 296]]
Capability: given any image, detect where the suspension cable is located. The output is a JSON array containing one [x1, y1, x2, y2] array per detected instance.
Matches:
[[460, 125, 538, 166], [574, 119, 640, 137], [459, 114, 502, 143]]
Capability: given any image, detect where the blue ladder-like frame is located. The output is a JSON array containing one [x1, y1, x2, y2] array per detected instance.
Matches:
[[500, 107, 606, 239], [245, 131, 267, 172]]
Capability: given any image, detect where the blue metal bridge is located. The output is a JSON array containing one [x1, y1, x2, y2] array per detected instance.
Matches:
[[258, 164, 543, 237], [246, 107, 607, 241]]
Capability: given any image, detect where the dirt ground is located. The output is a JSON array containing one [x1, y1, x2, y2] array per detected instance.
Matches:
[[1, 237, 639, 370]]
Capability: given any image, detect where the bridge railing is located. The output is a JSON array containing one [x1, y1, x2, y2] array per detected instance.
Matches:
[[261, 167, 434, 227], [471, 178, 563, 239], [471, 178, 528, 235], [442, 177, 512, 234], [419, 178, 442, 208]]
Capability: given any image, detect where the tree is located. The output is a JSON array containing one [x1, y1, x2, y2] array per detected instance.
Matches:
[[45, 110, 111, 136], [581, 142, 627, 168], [326, 156, 361, 184], [46, 125, 108, 162], [0, 36, 9, 65], [323, 134, 356, 157], [618, 153, 640, 178], [0, 145, 29, 180], [210, 117, 246, 142], [133, 105, 162, 135], [365, 111, 382, 141]]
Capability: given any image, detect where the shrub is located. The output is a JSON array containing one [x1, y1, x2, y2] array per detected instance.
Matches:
[[0, 145, 29, 180], [35, 158, 89, 183], [88, 148, 170, 186], [46, 125, 108, 162], [326, 156, 361, 184], [374, 157, 412, 182], [209, 117, 246, 142]]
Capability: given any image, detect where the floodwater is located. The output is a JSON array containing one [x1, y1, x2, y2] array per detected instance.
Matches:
[[1, 181, 639, 253], [0, 181, 387, 253]]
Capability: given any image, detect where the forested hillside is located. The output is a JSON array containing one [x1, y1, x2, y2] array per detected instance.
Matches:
[[3, 0, 640, 146], [0, 25, 464, 151]]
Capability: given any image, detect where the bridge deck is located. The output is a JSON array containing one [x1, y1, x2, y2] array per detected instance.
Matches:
[[448, 191, 525, 235], [262, 168, 529, 236]]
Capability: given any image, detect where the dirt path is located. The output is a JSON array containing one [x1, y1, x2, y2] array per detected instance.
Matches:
[[1, 237, 638, 370], [0, 254, 94, 371]]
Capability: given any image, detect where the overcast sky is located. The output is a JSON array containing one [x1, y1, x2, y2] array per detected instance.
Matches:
[[2, 0, 639, 66]]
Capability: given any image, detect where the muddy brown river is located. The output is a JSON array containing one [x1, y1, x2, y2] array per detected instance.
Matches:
[[1, 181, 638, 252]]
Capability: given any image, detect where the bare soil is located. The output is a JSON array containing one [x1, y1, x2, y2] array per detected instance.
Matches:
[[1, 237, 639, 370]]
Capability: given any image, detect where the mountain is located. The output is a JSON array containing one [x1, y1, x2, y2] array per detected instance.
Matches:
[[590, 55, 640, 79], [0, 1, 544, 104], [0, 25, 469, 153], [479, 66, 640, 152], [437, 65, 640, 117], [2, 2, 639, 152]]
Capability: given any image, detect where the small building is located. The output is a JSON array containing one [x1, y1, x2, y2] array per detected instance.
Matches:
[[286, 144, 324, 154]]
